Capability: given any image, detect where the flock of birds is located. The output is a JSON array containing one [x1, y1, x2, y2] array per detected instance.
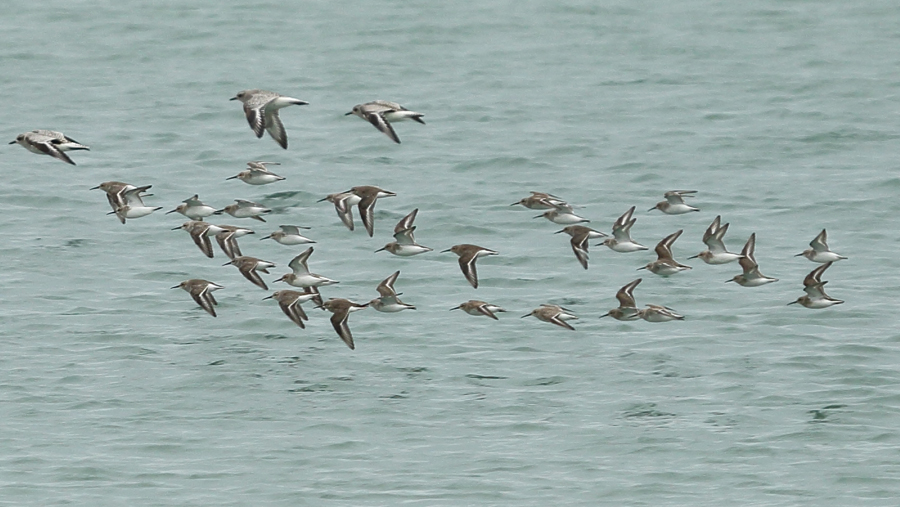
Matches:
[[10, 89, 848, 349]]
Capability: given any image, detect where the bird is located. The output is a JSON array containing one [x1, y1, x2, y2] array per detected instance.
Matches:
[[346, 100, 424, 144], [318, 298, 369, 350], [173, 221, 226, 258], [91, 181, 147, 213], [522, 304, 578, 330], [555, 225, 607, 269], [263, 289, 320, 328], [450, 300, 507, 320], [260, 225, 315, 245], [369, 271, 416, 312], [10, 130, 89, 165], [318, 192, 361, 231], [598, 206, 648, 253], [599, 278, 642, 321], [109, 185, 161, 224], [375, 209, 432, 256], [166, 194, 217, 221], [638, 229, 692, 276], [795, 229, 847, 263], [687, 215, 744, 265], [230, 89, 308, 149], [726, 233, 779, 286], [275, 247, 339, 288], [226, 161, 285, 185], [346, 186, 397, 237], [535, 203, 590, 225], [223, 256, 275, 290], [216, 199, 271, 222], [511, 192, 569, 210], [649, 190, 699, 214], [638, 304, 685, 322], [442, 244, 498, 288], [214, 225, 255, 260], [788, 261, 844, 308], [172, 279, 223, 317]]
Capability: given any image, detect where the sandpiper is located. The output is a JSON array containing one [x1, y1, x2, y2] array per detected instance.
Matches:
[[369, 271, 416, 312], [173, 221, 227, 258], [260, 225, 315, 245], [375, 208, 432, 256], [555, 225, 607, 269], [442, 244, 498, 289], [788, 261, 843, 308], [649, 190, 699, 214], [275, 247, 339, 288], [599, 278, 642, 321], [639, 229, 692, 276], [318, 298, 369, 350], [172, 279, 223, 317], [450, 300, 507, 320], [511, 192, 568, 210], [10, 130, 89, 165], [226, 161, 285, 185], [796, 229, 847, 263], [598, 206, 648, 253], [166, 194, 217, 221], [687, 215, 744, 265], [345, 100, 424, 144], [639, 304, 685, 322], [109, 185, 161, 224], [535, 204, 590, 225], [214, 225, 255, 259], [92, 181, 144, 213], [263, 289, 320, 328], [216, 199, 271, 222], [318, 192, 361, 231], [231, 89, 308, 149], [726, 233, 779, 286], [346, 186, 397, 237], [522, 304, 578, 330], [224, 256, 275, 290]]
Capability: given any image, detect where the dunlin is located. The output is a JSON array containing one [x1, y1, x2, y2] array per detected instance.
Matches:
[[231, 89, 308, 149], [318, 192, 361, 231], [172, 279, 223, 317], [214, 225, 255, 260], [639, 304, 685, 322], [511, 192, 568, 210], [535, 204, 590, 225], [649, 190, 699, 214], [261, 225, 315, 245], [599, 278, 642, 321], [226, 161, 285, 185], [166, 194, 217, 221], [217, 199, 271, 222], [555, 225, 607, 269], [639, 229, 692, 276], [173, 221, 227, 258], [109, 185, 161, 224], [687, 215, 744, 265], [450, 300, 507, 320], [318, 298, 369, 350], [275, 247, 339, 288], [263, 289, 319, 328], [375, 208, 432, 256], [726, 233, 779, 286], [224, 255, 275, 290], [92, 181, 142, 212], [346, 100, 424, 144], [598, 206, 648, 253], [369, 270, 416, 312], [789, 261, 843, 308], [10, 130, 89, 165], [522, 304, 578, 330], [346, 186, 397, 237], [796, 229, 847, 263], [442, 244, 498, 289]]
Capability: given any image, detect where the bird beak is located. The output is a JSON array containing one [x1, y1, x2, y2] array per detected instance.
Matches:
[[229, 96, 238, 101], [793, 252, 804, 257], [171, 226, 182, 230], [724, 279, 734, 283], [647, 207, 656, 212], [636, 266, 646, 271], [787, 301, 797, 305], [89, 185, 101, 190], [599, 314, 609, 318], [449, 306, 460, 311], [532, 214, 543, 219], [8, 140, 16, 145], [440, 248, 452, 253], [226, 175, 238, 180], [170, 285, 180, 289], [344, 111, 353, 116], [554, 229, 565, 234], [262, 295, 273, 300], [374, 247, 386, 253], [165, 209, 177, 214], [687, 254, 699, 259], [260, 235, 271, 241]]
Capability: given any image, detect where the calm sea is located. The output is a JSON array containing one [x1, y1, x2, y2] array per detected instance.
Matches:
[[2, 0, 900, 505]]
